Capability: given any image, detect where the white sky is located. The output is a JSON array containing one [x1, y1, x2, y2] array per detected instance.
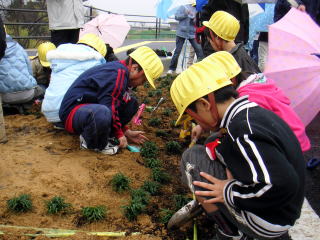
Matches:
[[84, 0, 160, 16]]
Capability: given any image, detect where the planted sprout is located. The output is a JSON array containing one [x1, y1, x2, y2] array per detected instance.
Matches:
[[142, 181, 161, 196], [159, 78, 171, 89], [46, 196, 71, 214], [144, 81, 150, 89], [148, 91, 155, 97], [154, 89, 162, 97], [165, 141, 182, 155], [152, 168, 170, 184], [144, 158, 162, 168], [156, 130, 170, 138], [170, 120, 178, 128], [163, 109, 172, 116], [140, 141, 159, 159], [160, 208, 175, 224], [122, 200, 146, 221], [143, 97, 150, 104], [148, 118, 161, 127], [110, 173, 131, 193], [131, 188, 150, 206], [145, 107, 153, 113], [81, 206, 106, 222], [7, 194, 32, 213], [174, 194, 192, 211]]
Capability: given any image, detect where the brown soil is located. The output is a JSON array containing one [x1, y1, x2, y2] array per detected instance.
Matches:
[[0, 76, 213, 239]]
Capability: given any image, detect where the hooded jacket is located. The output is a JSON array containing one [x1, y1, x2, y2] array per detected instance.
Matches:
[[0, 35, 36, 93], [41, 43, 106, 122], [175, 5, 197, 39]]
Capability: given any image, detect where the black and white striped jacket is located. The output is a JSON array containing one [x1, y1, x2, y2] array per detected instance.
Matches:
[[216, 96, 305, 238]]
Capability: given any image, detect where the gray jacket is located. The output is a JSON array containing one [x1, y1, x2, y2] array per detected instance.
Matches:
[[46, 0, 85, 30], [175, 5, 196, 39]]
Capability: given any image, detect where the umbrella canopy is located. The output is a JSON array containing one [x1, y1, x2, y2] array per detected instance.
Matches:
[[156, 0, 194, 20], [79, 14, 130, 49], [233, 0, 275, 3], [264, 8, 320, 126]]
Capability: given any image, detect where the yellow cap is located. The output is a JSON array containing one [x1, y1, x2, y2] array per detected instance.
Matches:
[[129, 46, 164, 89], [78, 33, 107, 57], [37, 42, 56, 67], [170, 60, 232, 125], [203, 11, 240, 41], [203, 51, 241, 78]]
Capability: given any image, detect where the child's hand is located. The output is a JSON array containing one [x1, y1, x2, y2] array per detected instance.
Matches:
[[193, 169, 233, 204], [118, 136, 128, 148], [191, 124, 203, 142], [125, 129, 149, 145]]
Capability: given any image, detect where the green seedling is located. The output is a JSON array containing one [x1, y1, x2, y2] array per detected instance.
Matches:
[[160, 208, 175, 224], [170, 120, 178, 128], [148, 91, 155, 97], [174, 194, 192, 211], [148, 117, 161, 127], [122, 200, 146, 221], [144, 81, 150, 89], [143, 97, 150, 104], [145, 107, 153, 113], [131, 188, 150, 206], [165, 141, 183, 155], [163, 109, 172, 116], [159, 78, 171, 89], [154, 89, 162, 97], [110, 173, 131, 193], [144, 158, 162, 168], [46, 196, 71, 214], [140, 141, 159, 159], [152, 168, 170, 184], [7, 194, 32, 213], [142, 181, 161, 196], [81, 206, 106, 222], [155, 130, 170, 138]]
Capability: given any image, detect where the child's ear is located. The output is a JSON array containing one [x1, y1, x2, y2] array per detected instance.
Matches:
[[196, 98, 211, 111]]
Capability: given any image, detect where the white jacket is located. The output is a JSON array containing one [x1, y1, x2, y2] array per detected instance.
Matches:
[[46, 0, 85, 30]]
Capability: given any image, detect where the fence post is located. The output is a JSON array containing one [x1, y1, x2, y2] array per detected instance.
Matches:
[[159, 18, 161, 38], [0, 95, 7, 143], [155, 18, 158, 39], [89, 6, 93, 20]]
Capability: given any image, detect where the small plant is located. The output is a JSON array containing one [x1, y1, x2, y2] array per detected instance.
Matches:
[[7, 194, 32, 213], [144, 81, 150, 89], [155, 130, 169, 138], [46, 196, 71, 214], [145, 107, 153, 113], [131, 188, 150, 206], [154, 89, 162, 97], [165, 141, 182, 155], [148, 117, 161, 127], [152, 168, 170, 183], [159, 78, 171, 89], [170, 120, 177, 128], [144, 158, 162, 168], [81, 206, 106, 222], [110, 173, 131, 193], [142, 181, 161, 196], [122, 200, 146, 221], [160, 208, 175, 224], [148, 91, 155, 97], [173, 194, 192, 211], [163, 109, 172, 116], [140, 141, 159, 159], [143, 97, 150, 104]]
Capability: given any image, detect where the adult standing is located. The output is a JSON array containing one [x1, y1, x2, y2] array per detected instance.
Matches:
[[46, 0, 85, 47], [167, 3, 204, 74], [200, 0, 249, 57], [0, 16, 6, 143]]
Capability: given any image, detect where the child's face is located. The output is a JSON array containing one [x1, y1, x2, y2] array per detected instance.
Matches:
[[128, 64, 147, 88], [207, 32, 222, 51]]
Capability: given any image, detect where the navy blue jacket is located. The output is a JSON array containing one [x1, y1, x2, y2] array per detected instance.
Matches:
[[59, 61, 132, 138]]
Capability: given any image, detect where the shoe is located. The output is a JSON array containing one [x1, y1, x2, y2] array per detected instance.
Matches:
[[167, 69, 175, 75], [167, 200, 203, 229], [53, 122, 65, 130], [216, 228, 253, 240], [99, 142, 119, 155], [79, 135, 88, 149]]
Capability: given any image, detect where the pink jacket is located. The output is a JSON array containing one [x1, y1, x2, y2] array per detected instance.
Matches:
[[237, 77, 310, 152]]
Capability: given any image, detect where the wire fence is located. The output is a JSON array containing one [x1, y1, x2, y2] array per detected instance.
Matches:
[[0, 5, 176, 48]]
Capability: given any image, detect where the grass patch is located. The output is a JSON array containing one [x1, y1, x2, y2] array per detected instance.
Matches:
[[144, 158, 162, 168], [142, 181, 161, 196], [152, 168, 170, 184], [110, 173, 131, 193], [7, 194, 32, 213], [141, 141, 159, 159], [81, 206, 106, 222], [46, 196, 71, 214], [165, 141, 183, 155]]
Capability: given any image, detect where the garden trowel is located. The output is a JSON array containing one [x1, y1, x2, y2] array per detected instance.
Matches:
[[151, 97, 165, 112]]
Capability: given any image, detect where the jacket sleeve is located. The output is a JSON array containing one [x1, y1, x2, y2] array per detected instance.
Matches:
[[175, 6, 188, 21], [224, 133, 300, 212]]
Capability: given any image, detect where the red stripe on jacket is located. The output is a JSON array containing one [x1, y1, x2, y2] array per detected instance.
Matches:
[[65, 104, 88, 133]]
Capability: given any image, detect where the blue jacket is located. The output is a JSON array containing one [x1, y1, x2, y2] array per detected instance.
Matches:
[[175, 5, 196, 39], [0, 35, 36, 93], [41, 43, 106, 122], [59, 61, 133, 138]]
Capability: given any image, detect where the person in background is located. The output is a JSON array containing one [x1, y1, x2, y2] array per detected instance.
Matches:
[[200, 0, 249, 56], [105, 43, 119, 62], [170, 60, 304, 240], [274, 0, 306, 22], [41, 33, 106, 126], [46, 0, 85, 46], [0, 16, 6, 60], [31, 42, 56, 90], [203, 11, 260, 73], [59, 46, 164, 155], [167, 2, 204, 74], [0, 34, 43, 112]]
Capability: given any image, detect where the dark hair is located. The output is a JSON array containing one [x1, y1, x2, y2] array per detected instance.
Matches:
[[126, 48, 136, 56], [125, 56, 143, 72], [234, 71, 255, 88], [187, 85, 238, 112]]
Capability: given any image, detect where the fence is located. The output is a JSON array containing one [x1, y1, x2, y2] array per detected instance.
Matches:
[[0, 5, 176, 48]]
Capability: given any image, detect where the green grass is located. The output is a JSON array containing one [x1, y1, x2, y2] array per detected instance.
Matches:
[[110, 173, 131, 193], [46, 196, 71, 214], [81, 206, 106, 222], [144, 158, 162, 169], [127, 29, 175, 40], [142, 181, 161, 196], [140, 141, 159, 159], [7, 194, 33, 213]]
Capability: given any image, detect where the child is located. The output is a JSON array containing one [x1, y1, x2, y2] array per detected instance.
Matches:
[[41, 33, 106, 124], [203, 10, 261, 74], [31, 42, 56, 89], [59, 46, 163, 155], [192, 51, 310, 152], [170, 61, 305, 239]]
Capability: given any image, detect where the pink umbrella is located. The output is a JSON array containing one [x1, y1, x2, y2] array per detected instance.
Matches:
[[79, 13, 130, 49], [264, 8, 320, 126]]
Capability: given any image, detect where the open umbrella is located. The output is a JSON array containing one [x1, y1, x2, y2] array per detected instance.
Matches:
[[156, 0, 195, 20], [79, 13, 130, 49], [233, 0, 275, 3], [264, 8, 320, 126]]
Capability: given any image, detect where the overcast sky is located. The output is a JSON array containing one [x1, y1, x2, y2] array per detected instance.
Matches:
[[84, 0, 160, 16]]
